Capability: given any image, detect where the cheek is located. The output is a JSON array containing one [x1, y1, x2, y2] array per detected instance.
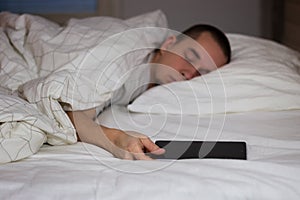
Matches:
[[163, 55, 186, 71], [173, 59, 195, 74]]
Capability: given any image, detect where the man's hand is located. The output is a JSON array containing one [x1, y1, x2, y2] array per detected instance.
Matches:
[[103, 127, 165, 160], [67, 109, 165, 160]]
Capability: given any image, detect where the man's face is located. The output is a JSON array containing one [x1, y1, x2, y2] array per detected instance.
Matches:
[[150, 32, 227, 85]]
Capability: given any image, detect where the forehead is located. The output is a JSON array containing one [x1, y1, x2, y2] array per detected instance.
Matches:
[[173, 33, 219, 69], [196, 33, 227, 67], [176, 32, 226, 68]]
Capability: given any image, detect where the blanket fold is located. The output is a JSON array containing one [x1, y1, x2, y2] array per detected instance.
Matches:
[[0, 10, 168, 163]]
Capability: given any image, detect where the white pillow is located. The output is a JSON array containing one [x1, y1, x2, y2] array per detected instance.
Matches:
[[128, 34, 300, 115]]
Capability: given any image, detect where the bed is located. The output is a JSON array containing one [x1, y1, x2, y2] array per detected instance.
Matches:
[[0, 9, 300, 200]]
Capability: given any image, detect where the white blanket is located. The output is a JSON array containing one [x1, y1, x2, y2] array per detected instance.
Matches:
[[0, 10, 167, 163]]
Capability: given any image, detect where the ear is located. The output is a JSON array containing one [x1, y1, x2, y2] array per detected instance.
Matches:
[[159, 35, 177, 51]]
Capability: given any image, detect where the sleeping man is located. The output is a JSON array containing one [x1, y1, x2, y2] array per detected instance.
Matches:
[[66, 24, 231, 160]]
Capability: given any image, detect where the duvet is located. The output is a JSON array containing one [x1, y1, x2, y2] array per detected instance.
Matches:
[[0, 10, 167, 163]]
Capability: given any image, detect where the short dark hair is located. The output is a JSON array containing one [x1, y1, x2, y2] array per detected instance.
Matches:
[[178, 24, 231, 64]]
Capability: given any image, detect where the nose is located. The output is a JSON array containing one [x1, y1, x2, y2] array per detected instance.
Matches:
[[182, 69, 199, 80], [181, 72, 193, 80]]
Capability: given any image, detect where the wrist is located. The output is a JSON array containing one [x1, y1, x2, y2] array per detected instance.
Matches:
[[100, 125, 123, 151]]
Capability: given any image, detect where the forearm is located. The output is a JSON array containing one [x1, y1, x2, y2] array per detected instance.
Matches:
[[66, 109, 164, 160], [66, 110, 119, 152]]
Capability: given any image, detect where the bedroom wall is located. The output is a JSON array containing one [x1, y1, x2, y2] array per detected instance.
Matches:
[[0, 0, 275, 40], [119, 0, 273, 39]]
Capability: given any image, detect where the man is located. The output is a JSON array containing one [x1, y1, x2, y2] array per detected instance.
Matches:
[[67, 24, 231, 160]]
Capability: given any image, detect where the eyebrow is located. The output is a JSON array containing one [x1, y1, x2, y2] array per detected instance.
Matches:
[[188, 47, 201, 60]]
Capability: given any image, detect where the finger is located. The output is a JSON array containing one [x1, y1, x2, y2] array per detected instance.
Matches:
[[123, 150, 134, 160], [129, 143, 153, 160], [134, 152, 153, 160], [150, 147, 166, 155], [141, 138, 165, 155]]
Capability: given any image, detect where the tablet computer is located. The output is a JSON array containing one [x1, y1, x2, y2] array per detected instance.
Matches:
[[152, 140, 247, 160]]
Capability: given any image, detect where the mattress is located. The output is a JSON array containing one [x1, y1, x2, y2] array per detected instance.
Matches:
[[1, 107, 299, 200]]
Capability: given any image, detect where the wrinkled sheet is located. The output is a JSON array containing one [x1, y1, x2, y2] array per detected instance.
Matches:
[[0, 11, 167, 163], [0, 108, 299, 200]]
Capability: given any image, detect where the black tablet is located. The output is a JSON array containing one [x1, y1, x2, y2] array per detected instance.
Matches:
[[152, 140, 247, 160]]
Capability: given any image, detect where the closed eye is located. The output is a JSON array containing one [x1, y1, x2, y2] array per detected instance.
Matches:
[[184, 48, 200, 64]]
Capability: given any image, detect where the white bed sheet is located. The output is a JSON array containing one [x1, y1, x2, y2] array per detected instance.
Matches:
[[1, 106, 300, 200]]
